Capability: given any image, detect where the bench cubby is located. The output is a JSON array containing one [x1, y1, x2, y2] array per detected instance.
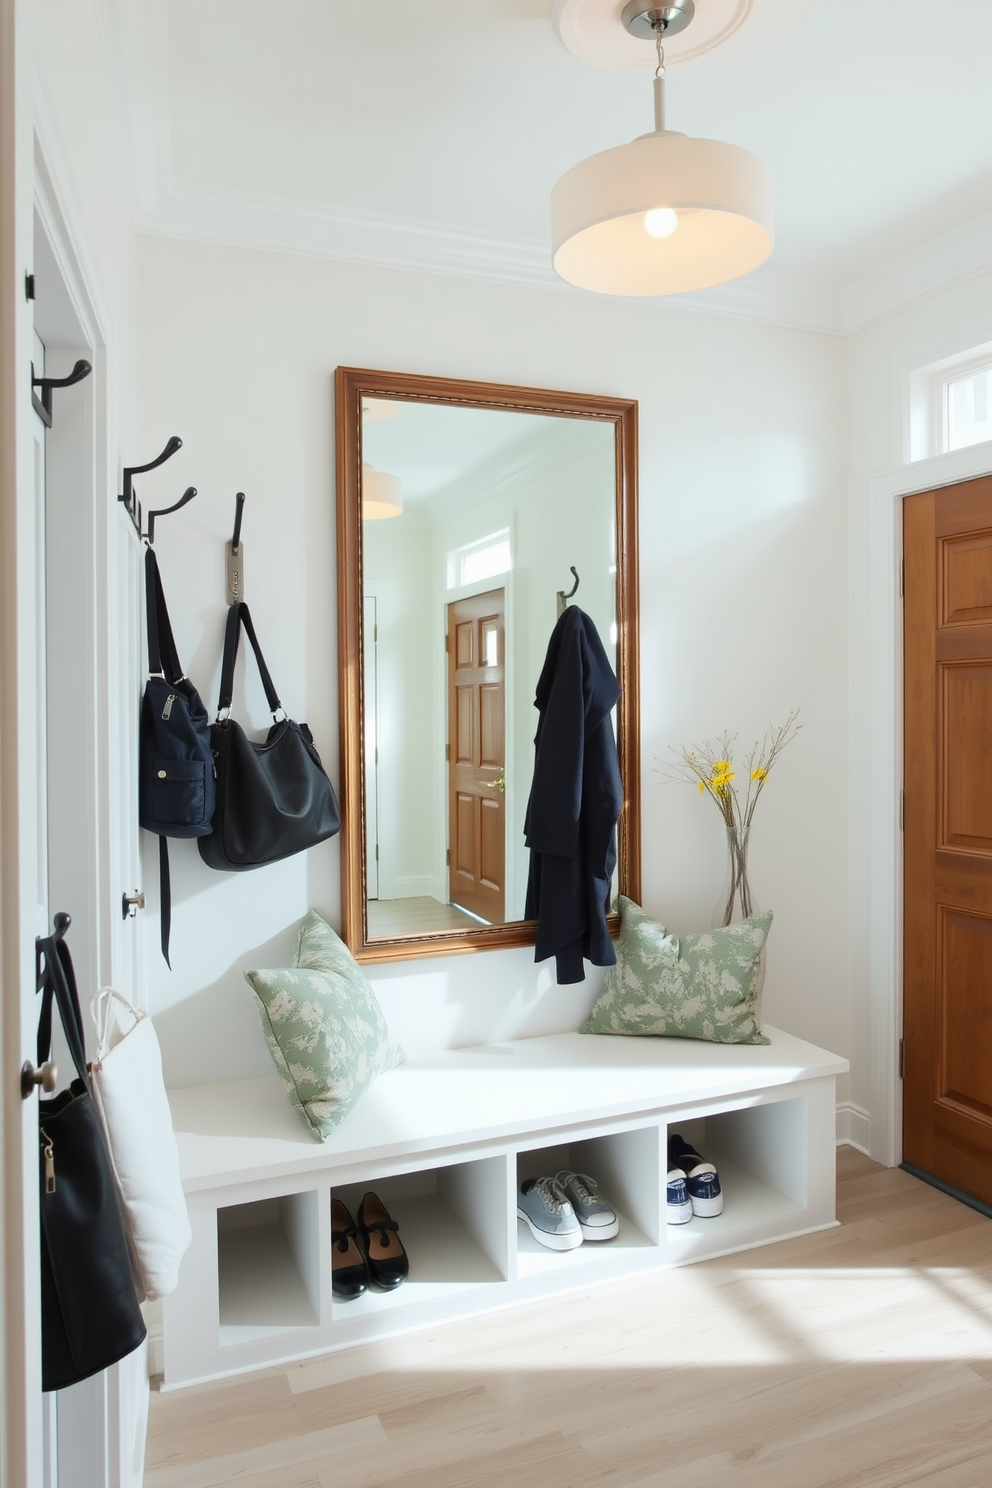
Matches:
[[162, 1026, 848, 1389]]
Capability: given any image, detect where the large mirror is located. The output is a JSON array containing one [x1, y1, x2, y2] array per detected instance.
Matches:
[[335, 368, 640, 963]]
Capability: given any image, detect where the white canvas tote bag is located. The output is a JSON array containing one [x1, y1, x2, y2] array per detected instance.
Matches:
[[89, 987, 192, 1301]]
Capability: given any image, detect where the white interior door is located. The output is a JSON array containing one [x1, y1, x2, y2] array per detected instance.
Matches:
[[31, 250, 149, 1488]]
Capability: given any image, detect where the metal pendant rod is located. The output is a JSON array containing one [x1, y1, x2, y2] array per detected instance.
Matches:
[[653, 72, 666, 132]]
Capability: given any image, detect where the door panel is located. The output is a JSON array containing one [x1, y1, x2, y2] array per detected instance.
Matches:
[[941, 663, 992, 850], [447, 589, 506, 925], [938, 907, 992, 1120], [904, 477, 992, 1206]]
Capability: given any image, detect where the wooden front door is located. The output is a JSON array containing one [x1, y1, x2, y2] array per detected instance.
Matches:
[[447, 589, 506, 925], [903, 477, 992, 1207]]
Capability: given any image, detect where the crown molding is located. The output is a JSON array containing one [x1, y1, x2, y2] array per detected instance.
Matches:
[[139, 183, 851, 333], [105, 0, 992, 343], [840, 207, 992, 333], [421, 417, 613, 530]]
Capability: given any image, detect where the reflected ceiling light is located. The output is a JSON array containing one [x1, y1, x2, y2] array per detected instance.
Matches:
[[362, 464, 404, 520], [551, 0, 773, 296], [362, 397, 401, 423]]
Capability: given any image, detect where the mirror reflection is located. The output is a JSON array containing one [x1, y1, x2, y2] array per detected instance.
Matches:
[[334, 368, 640, 964], [361, 401, 617, 940]]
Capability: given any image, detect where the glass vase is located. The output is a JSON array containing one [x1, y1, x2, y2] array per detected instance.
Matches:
[[712, 826, 753, 928], [712, 826, 766, 1018]]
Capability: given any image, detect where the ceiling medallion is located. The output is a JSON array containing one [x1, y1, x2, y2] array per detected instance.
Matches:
[[552, 0, 753, 72]]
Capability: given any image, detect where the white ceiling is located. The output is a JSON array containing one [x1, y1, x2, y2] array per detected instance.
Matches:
[[115, 0, 992, 333]]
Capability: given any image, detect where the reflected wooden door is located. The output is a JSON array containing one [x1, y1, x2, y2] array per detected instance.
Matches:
[[447, 589, 506, 925], [904, 477, 992, 1206]]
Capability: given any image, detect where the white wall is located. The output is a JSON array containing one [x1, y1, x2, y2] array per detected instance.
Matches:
[[136, 235, 851, 1098]]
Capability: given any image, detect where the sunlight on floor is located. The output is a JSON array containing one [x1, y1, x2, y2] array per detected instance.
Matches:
[[284, 1261, 992, 1393]]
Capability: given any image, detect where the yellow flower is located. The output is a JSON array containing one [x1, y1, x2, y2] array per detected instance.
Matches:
[[751, 768, 768, 781], [698, 781, 706, 793], [713, 760, 732, 775]]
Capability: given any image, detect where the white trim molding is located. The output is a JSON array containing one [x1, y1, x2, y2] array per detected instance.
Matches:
[[868, 437, 992, 1169], [836, 1103, 871, 1155]]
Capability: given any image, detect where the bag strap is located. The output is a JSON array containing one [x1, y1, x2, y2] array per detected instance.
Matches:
[[37, 934, 89, 1087], [216, 601, 283, 719], [90, 986, 143, 1065], [145, 547, 185, 684]]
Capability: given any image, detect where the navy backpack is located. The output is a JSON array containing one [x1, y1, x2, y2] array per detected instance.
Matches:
[[139, 547, 215, 962]]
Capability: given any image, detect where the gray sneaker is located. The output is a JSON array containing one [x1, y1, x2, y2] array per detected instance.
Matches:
[[555, 1170, 620, 1241], [517, 1176, 583, 1251]]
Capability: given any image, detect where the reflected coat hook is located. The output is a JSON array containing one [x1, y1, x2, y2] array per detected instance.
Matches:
[[35, 910, 71, 992], [31, 359, 92, 429], [556, 565, 580, 618]]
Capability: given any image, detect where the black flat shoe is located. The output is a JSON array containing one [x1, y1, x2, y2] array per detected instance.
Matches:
[[357, 1192, 409, 1291], [331, 1199, 369, 1300]]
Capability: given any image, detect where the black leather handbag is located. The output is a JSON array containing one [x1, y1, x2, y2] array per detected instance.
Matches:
[[198, 602, 340, 871], [37, 918, 147, 1392]]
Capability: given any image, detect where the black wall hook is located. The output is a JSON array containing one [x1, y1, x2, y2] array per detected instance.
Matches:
[[231, 491, 245, 554], [227, 492, 246, 603], [146, 486, 197, 545], [31, 359, 92, 429], [119, 436, 191, 540]]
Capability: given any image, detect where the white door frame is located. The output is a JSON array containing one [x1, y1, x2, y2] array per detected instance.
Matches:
[[1, 0, 46, 1481], [32, 133, 150, 1488], [868, 436, 992, 1168]]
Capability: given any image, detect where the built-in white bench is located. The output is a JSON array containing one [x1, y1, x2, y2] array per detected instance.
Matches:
[[161, 1026, 848, 1389]]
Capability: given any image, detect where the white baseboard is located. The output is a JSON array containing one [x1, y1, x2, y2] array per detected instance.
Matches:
[[836, 1102, 871, 1154]]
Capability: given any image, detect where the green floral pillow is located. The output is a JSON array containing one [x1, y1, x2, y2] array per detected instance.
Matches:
[[579, 896, 771, 1046], [244, 910, 404, 1141]]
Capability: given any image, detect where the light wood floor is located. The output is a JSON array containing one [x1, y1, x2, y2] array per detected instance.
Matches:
[[145, 1148, 992, 1487]]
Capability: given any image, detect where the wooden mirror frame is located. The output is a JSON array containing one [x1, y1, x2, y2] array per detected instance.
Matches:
[[335, 366, 640, 963]]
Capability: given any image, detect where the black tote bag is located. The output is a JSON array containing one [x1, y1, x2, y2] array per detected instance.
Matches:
[[198, 602, 340, 871], [37, 924, 147, 1392]]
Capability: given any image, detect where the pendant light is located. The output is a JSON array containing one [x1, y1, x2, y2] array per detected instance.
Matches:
[[551, 1, 772, 296], [361, 398, 403, 520]]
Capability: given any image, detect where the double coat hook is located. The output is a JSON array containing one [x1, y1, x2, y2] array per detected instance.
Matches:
[[118, 436, 197, 542]]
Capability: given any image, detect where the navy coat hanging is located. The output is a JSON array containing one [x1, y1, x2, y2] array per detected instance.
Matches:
[[524, 605, 623, 984]]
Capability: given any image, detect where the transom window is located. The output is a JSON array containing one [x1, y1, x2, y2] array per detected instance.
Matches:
[[446, 529, 512, 590], [910, 343, 992, 461]]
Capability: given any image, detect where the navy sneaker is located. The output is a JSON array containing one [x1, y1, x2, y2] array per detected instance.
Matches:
[[666, 1167, 693, 1225], [668, 1133, 724, 1217]]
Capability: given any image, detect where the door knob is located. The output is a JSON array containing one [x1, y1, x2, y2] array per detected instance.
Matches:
[[484, 772, 506, 792], [21, 1061, 58, 1100]]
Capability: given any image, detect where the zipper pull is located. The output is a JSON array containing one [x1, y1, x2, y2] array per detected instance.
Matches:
[[162, 693, 176, 721], [40, 1129, 55, 1193]]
